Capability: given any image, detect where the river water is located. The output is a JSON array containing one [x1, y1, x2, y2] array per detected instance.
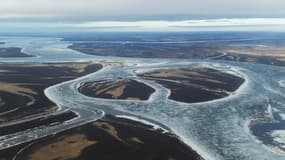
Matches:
[[0, 36, 285, 160]]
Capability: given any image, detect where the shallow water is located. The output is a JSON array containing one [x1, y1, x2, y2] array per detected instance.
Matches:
[[0, 36, 285, 160]]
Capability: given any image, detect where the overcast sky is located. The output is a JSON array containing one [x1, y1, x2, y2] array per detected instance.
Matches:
[[1, 0, 285, 32], [0, 0, 285, 20]]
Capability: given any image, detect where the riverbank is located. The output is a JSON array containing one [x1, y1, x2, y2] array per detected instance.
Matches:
[[14, 115, 203, 160]]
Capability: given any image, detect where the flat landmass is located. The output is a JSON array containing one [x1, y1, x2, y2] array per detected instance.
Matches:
[[68, 43, 222, 59], [138, 67, 244, 103], [213, 45, 285, 66], [0, 62, 102, 122], [68, 42, 285, 66], [0, 47, 33, 57], [79, 79, 155, 100], [12, 115, 202, 160]]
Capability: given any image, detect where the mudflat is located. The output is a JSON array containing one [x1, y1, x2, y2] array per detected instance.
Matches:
[[0, 62, 102, 122], [79, 79, 155, 100], [139, 67, 244, 103], [14, 115, 202, 160]]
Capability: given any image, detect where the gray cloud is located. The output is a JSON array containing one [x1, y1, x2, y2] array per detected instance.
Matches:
[[0, 0, 285, 19], [1, 18, 285, 32]]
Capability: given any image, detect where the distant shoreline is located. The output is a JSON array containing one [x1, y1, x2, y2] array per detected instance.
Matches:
[[0, 47, 33, 58]]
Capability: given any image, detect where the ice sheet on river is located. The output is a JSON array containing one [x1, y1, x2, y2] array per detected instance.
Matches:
[[0, 37, 285, 160]]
